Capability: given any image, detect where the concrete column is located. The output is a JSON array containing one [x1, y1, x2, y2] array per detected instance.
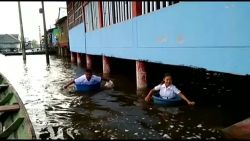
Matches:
[[77, 53, 82, 65], [70, 52, 76, 64], [102, 55, 110, 76], [136, 60, 147, 90], [86, 54, 92, 69], [58, 47, 61, 56], [64, 48, 67, 57], [62, 48, 65, 57], [65, 48, 67, 57], [66, 48, 69, 57], [61, 48, 64, 57]]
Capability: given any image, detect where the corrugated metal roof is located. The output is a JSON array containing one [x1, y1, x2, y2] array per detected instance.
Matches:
[[0, 34, 20, 44]]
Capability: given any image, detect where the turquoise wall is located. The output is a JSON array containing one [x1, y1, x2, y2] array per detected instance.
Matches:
[[68, 2, 250, 75]]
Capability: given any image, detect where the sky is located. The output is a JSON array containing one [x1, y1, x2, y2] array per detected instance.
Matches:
[[0, 1, 67, 42]]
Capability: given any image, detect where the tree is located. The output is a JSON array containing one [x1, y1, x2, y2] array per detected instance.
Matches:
[[31, 40, 39, 48]]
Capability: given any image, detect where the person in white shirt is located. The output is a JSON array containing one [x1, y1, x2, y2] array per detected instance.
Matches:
[[145, 73, 195, 105], [63, 69, 113, 89]]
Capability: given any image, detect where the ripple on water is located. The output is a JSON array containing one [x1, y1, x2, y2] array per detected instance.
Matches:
[[0, 55, 235, 139]]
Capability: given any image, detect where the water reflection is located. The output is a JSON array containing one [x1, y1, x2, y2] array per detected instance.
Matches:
[[0, 54, 249, 139]]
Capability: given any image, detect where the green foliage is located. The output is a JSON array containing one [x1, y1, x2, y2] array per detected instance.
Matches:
[[31, 40, 39, 48]]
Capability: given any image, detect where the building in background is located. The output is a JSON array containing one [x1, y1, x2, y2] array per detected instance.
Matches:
[[0, 34, 20, 53], [47, 27, 59, 48], [55, 16, 69, 56], [66, 1, 250, 76]]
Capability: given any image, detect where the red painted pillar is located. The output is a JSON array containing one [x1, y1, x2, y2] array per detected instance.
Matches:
[[98, 1, 103, 28], [77, 53, 82, 65], [132, 1, 142, 17], [136, 61, 147, 90], [70, 52, 76, 64], [103, 55, 110, 75], [86, 54, 92, 69]]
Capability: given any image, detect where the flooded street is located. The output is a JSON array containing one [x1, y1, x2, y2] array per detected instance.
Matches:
[[0, 54, 249, 139]]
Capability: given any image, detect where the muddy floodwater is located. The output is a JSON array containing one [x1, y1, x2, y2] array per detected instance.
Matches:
[[0, 54, 249, 139]]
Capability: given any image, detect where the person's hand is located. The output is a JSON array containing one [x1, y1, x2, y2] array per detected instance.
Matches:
[[144, 96, 151, 102], [104, 80, 114, 88], [188, 101, 195, 106]]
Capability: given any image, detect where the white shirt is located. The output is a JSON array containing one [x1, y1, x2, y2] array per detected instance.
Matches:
[[74, 74, 101, 85], [154, 84, 181, 99]]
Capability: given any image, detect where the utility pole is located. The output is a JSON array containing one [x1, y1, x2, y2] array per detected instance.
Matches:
[[38, 26, 42, 50], [18, 1, 26, 63], [40, 1, 50, 65]]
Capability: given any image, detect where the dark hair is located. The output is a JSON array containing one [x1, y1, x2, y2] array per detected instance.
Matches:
[[85, 68, 93, 73], [163, 73, 172, 78]]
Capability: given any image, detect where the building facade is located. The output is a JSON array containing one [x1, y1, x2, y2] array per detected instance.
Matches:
[[0, 34, 20, 53], [55, 16, 70, 56], [66, 1, 250, 75]]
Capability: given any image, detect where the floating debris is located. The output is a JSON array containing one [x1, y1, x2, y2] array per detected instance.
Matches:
[[134, 132, 138, 136], [179, 124, 184, 128], [170, 125, 174, 128], [186, 137, 194, 140], [197, 124, 202, 128], [158, 122, 161, 124], [108, 130, 112, 133], [163, 134, 171, 139], [209, 137, 216, 140], [110, 135, 117, 140], [196, 135, 201, 139], [94, 130, 100, 133], [125, 129, 129, 132]]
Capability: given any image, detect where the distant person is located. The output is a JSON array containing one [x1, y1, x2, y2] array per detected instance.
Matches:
[[145, 73, 195, 105], [63, 68, 114, 89]]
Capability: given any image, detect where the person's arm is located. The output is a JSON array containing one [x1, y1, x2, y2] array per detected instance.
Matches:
[[145, 89, 156, 102], [178, 92, 195, 105], [63, 80, 75, 89]]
